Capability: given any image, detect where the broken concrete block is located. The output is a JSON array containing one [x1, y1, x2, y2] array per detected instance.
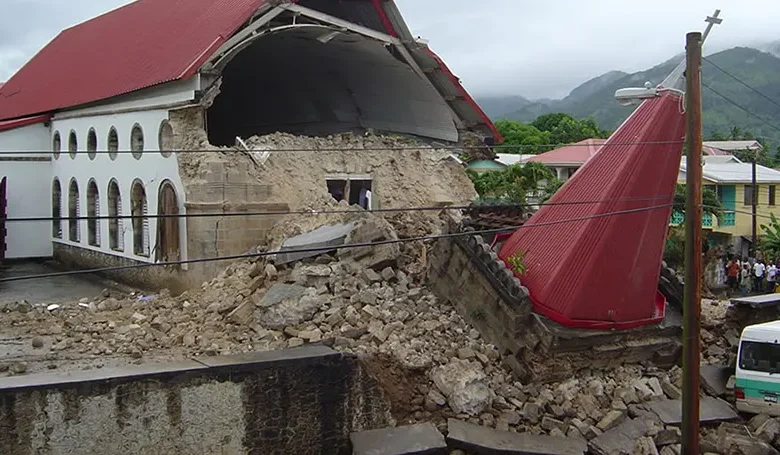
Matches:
[[596, 410, 626, 431], [227, 299, 254, 325], [350, 422, 447, 455], [588, 418, 648, 455], [431, 360, 494, 416], [660, 381, 681, 400], [700, 364, 731, 397], [633, 436, 659, 455], [717, 422, 780, 455], [446, 418, 587, 455], [646, 396, 739, 425]]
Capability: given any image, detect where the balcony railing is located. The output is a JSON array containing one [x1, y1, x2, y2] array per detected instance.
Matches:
[[719, 211, 736, 227], [670, 211, 734, 228]]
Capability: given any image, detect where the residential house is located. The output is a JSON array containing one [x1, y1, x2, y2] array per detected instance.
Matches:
[[0, 0, 498, 287], [677, 155, 780, 258], [703, 140, 764, 154], [525, 139, 607, 180], [464, 153, 535, 173]]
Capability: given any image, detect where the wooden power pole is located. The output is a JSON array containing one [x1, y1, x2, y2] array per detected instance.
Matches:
[[682, 30, 703, 454], [753, 156, 758, 253]]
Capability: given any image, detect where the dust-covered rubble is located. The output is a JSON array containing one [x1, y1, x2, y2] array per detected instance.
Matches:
[[0, 225, 755, 453]]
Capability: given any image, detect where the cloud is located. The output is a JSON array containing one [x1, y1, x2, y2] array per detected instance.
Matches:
[[1, 0, 778, 100]]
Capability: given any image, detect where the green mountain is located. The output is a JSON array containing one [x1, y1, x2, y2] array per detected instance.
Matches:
[[488, 47, 780, 140], [477, 95, 532, 119]]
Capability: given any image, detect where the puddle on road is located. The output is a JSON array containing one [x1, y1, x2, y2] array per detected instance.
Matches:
[[0, 261, 121, 305]]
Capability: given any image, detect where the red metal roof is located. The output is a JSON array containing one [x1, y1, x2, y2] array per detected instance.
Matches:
[[527, 138, 608, 165], [702, 145, 731, 156], [0, 0, 499, 143], [0, 114, 51, 133], [498, 92, 686, 330], [0, 0, 267, 121]]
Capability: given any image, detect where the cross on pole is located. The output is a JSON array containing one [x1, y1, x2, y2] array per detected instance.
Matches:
[[702, 10, 723, 44]]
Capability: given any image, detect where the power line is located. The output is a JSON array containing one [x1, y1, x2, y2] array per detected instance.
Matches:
[[0, 140, 687, 156], [4, 197, 676, 223], [0, 203, 674, 283], [703, 57, 780, 112], [702, 82, 780, 137]]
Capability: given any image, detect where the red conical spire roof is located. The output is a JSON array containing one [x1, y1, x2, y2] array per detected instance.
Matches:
[[498, 91, 686, 329]]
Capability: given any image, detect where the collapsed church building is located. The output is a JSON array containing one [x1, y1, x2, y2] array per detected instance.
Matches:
[[0, 0, 499, 287]]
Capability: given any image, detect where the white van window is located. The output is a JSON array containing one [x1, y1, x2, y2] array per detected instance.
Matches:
[[740, 341, 780, 373]]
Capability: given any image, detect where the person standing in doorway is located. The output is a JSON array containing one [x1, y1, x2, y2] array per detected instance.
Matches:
[[754, 259, 766, 293]]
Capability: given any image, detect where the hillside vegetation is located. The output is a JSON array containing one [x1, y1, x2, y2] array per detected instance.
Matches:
[[479, 47, 780, 141]]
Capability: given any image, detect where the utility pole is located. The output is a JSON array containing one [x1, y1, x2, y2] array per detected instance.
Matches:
[[682, 31, 703, 455], [753, 154, 758, 254]]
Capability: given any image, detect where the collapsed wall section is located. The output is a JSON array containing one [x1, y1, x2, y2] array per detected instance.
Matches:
[[171, 104, 478, 287]]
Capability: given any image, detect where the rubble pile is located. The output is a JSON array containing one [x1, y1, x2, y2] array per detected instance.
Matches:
[[0, 213, 757, 453]]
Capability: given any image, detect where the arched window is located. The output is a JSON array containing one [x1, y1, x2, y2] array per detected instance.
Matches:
[[108, 180, 123, 251], [68, 130, 78, 159], [131, 180, 149, 256], [159, 120, 174, 158], [53, 132, 61, 160], [68, 179, 80, 242], [108, 127, 119, 161], [131, 124, 144, 159], [87, 180, 100, 246], [52, 179, 62, 238], [87, 128, 97, 160], [156, 181, 180, 262]]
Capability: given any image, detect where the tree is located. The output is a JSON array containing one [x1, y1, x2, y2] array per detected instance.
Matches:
[[494, 120, 551, 154], [760, 213, 780, 259], [467, 162, 556, 205], [531, 113, 610, 145], [673, 184, 722, 219]]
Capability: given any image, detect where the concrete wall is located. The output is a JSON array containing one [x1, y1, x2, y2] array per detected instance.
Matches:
[[51, 107, 188, 265], [0, 346, 392, 455], [0, 122, 53, 258]]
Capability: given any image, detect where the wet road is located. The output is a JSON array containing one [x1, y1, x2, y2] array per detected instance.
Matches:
[[0, 261, 118, 305]]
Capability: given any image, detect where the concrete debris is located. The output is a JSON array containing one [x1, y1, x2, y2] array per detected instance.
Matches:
[[0, 204, 758, 449], [430, 360, 495, 416], [350, 422, 447, 455], [446, 418, 587, 455]]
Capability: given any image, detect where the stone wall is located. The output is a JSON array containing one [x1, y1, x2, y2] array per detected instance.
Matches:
[[183, 159, 289, 285], [53, 243, 183, 292], [427, 228, 682, 382], [0, 346, 392, 455]]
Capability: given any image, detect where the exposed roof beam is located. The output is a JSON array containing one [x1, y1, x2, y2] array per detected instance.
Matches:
[[203, 5, 286, 70], [280, 3, 400, 44]]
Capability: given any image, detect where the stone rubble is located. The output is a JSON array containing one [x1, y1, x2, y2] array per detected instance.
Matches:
[[0, 215, 767, 454]]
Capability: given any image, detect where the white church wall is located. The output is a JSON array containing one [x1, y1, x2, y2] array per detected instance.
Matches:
[[51, 107, 188, 265], [0, 122, 53, 258]]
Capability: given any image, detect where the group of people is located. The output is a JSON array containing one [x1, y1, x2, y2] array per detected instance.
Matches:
[[726, 257, 780, 295]]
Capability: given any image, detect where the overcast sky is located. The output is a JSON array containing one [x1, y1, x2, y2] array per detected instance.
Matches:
[[1, 0, 778, 99]]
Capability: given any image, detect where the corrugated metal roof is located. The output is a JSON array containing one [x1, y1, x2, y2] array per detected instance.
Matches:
[[0, 0, 267, 121], [0, 114, 51, 133], [703, 140, 763, 151], [495, 153, 535, 166], [498, 92, 686, 330], [702, 145, 731, 156], [681, 159, 780, 183], [526, 139, 608, 166]]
